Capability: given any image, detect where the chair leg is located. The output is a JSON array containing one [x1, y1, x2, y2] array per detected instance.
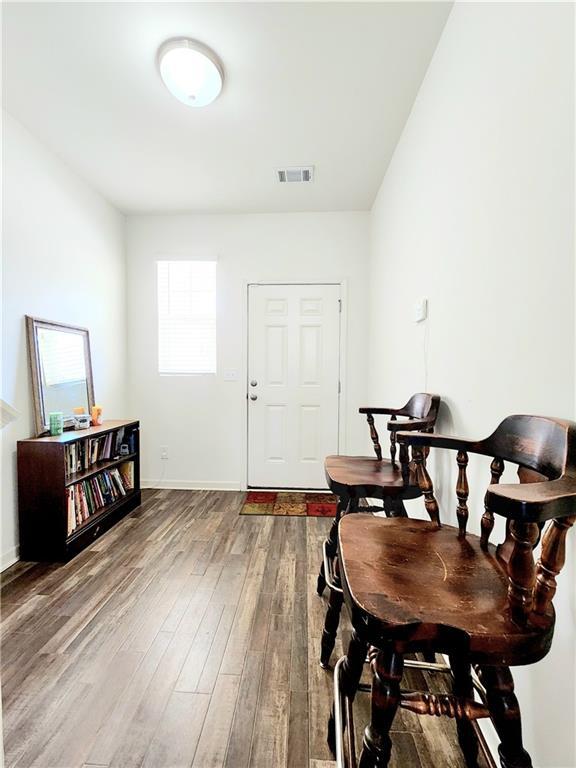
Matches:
[[382, 497, 394, 517], [382, 497, 408, 518], [327, 629, 369, 755], [316, 561, 327, 598], [320, 556, 344, 668], [449, 655, 479, 767], [317, 495, 348, 597], [358, 648, 404, 768], [479, 666, 532, 768]]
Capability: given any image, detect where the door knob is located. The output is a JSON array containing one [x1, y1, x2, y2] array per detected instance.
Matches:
[[250, 394, 258, 401], [250, 380, 258, 387]]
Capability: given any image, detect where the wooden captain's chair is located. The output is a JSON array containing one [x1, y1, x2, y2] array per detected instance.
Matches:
[[318, 393, 441, 668], [329, 414, 576, 768]]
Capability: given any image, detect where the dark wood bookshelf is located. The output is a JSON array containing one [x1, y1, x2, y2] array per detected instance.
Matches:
[[18, 420, 141, 561]]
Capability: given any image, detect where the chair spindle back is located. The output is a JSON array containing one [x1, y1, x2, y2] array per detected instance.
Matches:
[[397, 415, 576, 626]]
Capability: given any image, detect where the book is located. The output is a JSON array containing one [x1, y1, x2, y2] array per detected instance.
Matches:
[[119, 461, 134, 490], [66, 486, 76, 535]]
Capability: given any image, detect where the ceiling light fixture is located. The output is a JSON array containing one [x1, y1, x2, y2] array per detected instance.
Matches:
[[158, 38, 224, 107]]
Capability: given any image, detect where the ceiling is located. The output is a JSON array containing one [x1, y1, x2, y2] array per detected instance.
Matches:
[[3, 2, 452, 214]]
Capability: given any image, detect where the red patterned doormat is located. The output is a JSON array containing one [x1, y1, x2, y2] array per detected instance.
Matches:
[[241, 491, 338, 517]]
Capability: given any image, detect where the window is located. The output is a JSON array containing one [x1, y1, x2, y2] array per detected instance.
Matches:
[[157, 260, 217, 374]]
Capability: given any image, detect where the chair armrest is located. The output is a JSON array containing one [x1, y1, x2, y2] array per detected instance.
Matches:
[[359, 407, 400, 416], [396, 431, 480, 452], [387, 418, 431, 432], [486, 478, 576, 523]]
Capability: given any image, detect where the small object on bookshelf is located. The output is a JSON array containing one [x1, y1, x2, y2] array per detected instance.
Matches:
[[49, 412, 64, 436], [73, 413, 90, 430], [119, 443, 131, 456], [18, 419, 141, 561], [91, 404, 103, 426]]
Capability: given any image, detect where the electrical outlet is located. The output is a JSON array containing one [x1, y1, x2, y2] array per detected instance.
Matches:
[[160, 446, 169, 460]]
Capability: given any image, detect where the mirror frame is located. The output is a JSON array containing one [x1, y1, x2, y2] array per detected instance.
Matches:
[[26, 316, 95, 436]]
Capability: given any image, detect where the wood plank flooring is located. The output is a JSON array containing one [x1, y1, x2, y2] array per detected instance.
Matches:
[[2, 490, 491, 768]]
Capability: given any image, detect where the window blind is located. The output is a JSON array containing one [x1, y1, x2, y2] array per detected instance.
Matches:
[[157, 260, 217, 375]]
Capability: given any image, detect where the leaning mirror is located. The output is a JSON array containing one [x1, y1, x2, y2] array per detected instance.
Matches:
[[26, 316, 95, 436]]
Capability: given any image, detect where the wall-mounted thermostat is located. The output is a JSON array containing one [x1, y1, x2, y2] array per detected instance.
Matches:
[[414, 298, 428, 323]]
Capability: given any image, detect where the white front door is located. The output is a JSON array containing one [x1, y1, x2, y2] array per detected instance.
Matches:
[[248, 283, 341, 488]]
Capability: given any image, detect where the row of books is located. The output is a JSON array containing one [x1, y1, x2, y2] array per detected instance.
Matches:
[[66, 462, 135, 535], [64, 427, 136, 477]]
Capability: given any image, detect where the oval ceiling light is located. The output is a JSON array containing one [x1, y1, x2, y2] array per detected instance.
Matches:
[[158, 38, 223, 107]]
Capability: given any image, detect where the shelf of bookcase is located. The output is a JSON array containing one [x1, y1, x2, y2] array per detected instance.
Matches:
[[66, 489, 138, 541], [18, 419, 140, 444], [65, 453, 137, 487]]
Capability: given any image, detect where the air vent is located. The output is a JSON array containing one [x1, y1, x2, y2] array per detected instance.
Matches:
[[277, 166, 314, 183]]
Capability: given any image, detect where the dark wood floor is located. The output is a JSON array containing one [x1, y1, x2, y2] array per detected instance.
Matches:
[[2, 489, 491, 768]]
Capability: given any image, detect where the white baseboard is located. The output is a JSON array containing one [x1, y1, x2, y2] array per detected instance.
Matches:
[[141, 479, 242, 491], [1, 545, 20, 572]]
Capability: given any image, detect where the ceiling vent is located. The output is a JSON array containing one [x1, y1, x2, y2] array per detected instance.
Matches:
[[277, 166, 314, 183]]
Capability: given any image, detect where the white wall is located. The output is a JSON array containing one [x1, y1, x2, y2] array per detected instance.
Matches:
[[368, 3, 574, 767], [1, 114, 127, 569], [126, 212, 369, 489]]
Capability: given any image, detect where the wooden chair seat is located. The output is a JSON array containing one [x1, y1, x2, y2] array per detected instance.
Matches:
[[339, 514, 553, 666], [324, 455, 420, 499]]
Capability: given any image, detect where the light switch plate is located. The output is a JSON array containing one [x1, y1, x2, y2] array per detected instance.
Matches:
[[223, 369, 239, 382], [414, 298, 428, 323]]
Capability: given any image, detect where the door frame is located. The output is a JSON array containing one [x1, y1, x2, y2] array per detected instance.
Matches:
[[243, 280, 348, 490]]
